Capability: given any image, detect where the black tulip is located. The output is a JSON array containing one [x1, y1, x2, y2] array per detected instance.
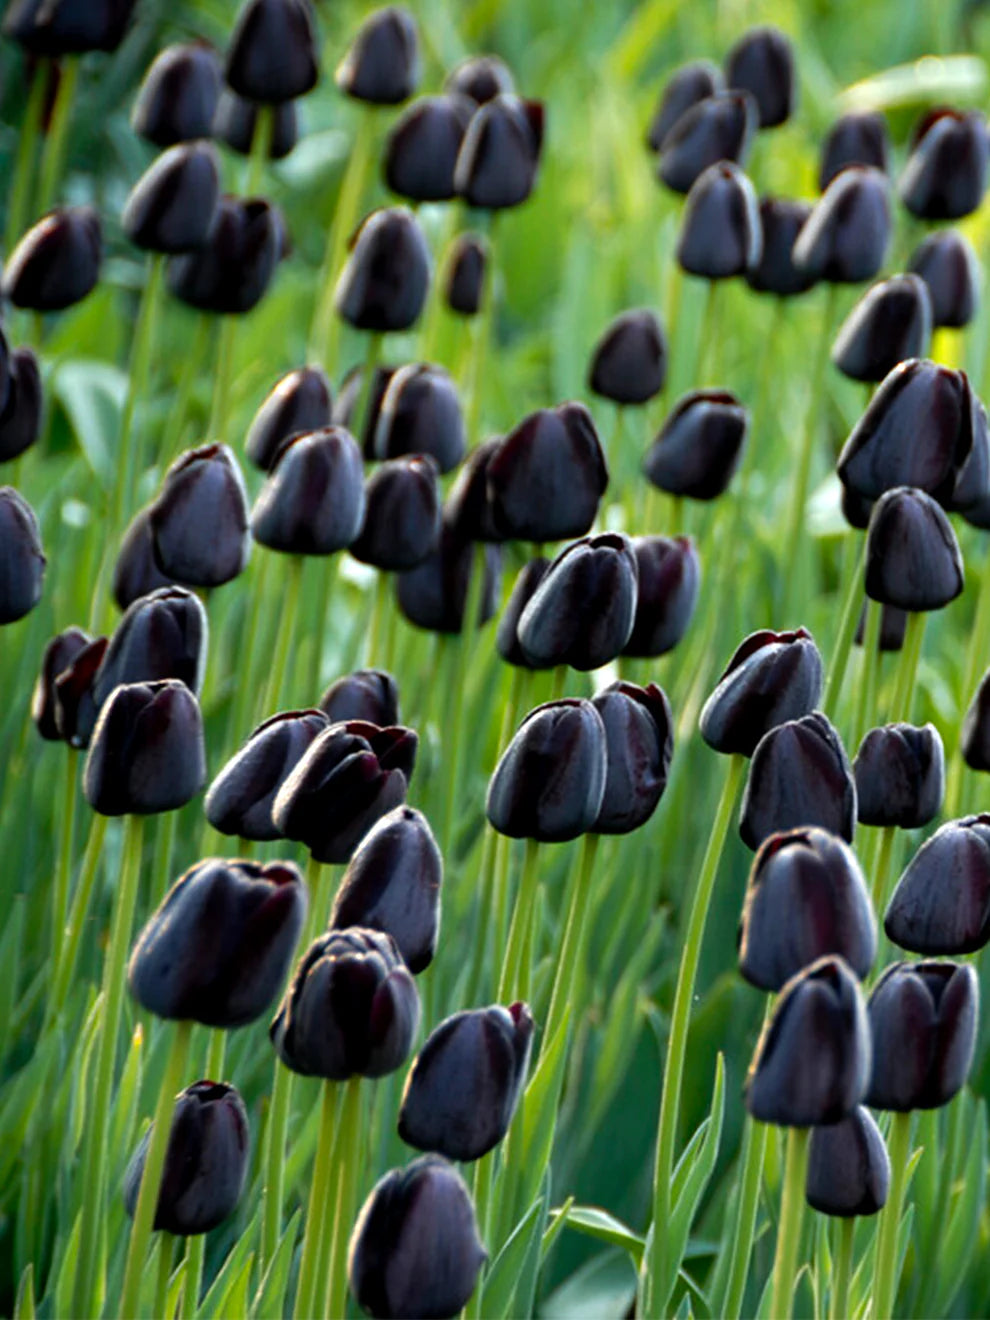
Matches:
[[647, 60, 723, 153], [320, 670, 399, 727], [53, 636, 108, 748], [677, 161, 761, 279], [724, 25, 795, 129], [384, 94, 473, 202], [123, 1081, 248, 1236], [644, 389, 748, 501], [333, 364, 397, 458], [271, 927, 420, 1078], [884, 816, 990, 955], [832, 275, 932, 383], [398, 1003, 533, 1160], [657, 91, 756, 195], [0, 347, 43, 463], [866, 960, 978, 1110], [167, 196, 282, 316], [442, 438, 502, 542], [245, 366, 332, 473], [454, 94, 544, 210], [0, 487, 45, 625], [330, 806, 441, 973], [132, 42, 222, 147], [32, 627, 91, 741], [854, 722, 944, 828], [908, 229, 980, 330], [205, 709, 329, 841], [486, 698, 607, 843], [94, 586, 207, 712], [496, 558, 551, 669], [963, 669, 990, 771], [128, 859, 306, 1025], [793, 167, 891, 284], [113, 507, 178, 610], [842, 481, 874, 532], [348, 1155, 486, 1319], [251, 426, 365, 555], [806, 1106, 890, 1217], [2, 207, 101, 312], [445, 54, 514, 105], [738, 828, 876, 990], [336, 6, 419, 105], [864, 486, 963, 611], [622, 535, 700, 657], [213, 91, 298, 160], [226, 0, 319, 104], [350, 455, 441, 571], [83, 679, 206, 816], [591, 681, 673, 834], [444, 234, 487, 316], [3, 0, 137, 55], [588, 309, 667, 404], [517, 533, 638, 671], [900, 109, 989, 221], [745, 197, 817, 297], [150, 444, 251, 587], [397, 527, 501, 635], [335, 208, 430, 333], [745, 954, 871, 1125], [123, 143, 221, 255], [700, 627, 824, 758], [373, 363, 465, 474], [819, 112, 890, 191]]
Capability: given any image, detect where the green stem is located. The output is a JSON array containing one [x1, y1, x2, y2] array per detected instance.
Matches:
[[366, 570, 390, 667], [888, 611, 926, 724], [4, 59, 47, 252], [246, 104, 273, 194], [464, 214, 496, 444], [230, 552, 270, 743], [719, 1046, 770, 1319], [695, 278, 719, 387], [180, 1235, 204, 1320], [323, 1076, 364, 1320], [47, 812, 109, 1026], [869, 824, 896, 915], [118, 254, 166, 529], [855, 596, 882, 745], [294, 1083, 342, 1320], [769, 1125, 811, 1320], [830, 1215, 855, 1320], [871, 1111, 913, 1320], [154, 1235, 176, 1320], [50, 752, 78, 978], [466, 1150, 495, 1320], [36, 57, 80, 215], [263, 555, 305, 714], [209, 316, 238, 446], [162, 314, 209, 460], [543, 833, 600, 1055], [949, 545, 990, 814], [261, 1062, 293, 1274], [497, 838, 542, 1003], [441, 544, 486, 862], [823, 537, 866, 715], [351, 330, 384, 450], [302, 852, 328, 946]]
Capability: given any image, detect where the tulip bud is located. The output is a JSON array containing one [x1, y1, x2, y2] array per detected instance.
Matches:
[[250, 426, 365, 555], [745, 197, 817, 297], [129, 858, 306, 1025], [445, 54, 514, 105], [454, 94, 544, 210], [806, 1106, 890, 1217], [900, 109, 989, 220], [1, 487, 44, 631], [864, 486, 963, 611], [397, 528, 501, 634], [398, 1003, 533, 1159], [700, 627, 824, 758], [373, 363, 465, 474], [657, 91, 756, 195], [32, 627, 91, 741], [588, 309, 667, 405], [351, 455, 441, 570], [745, 955, 871, 1125], [444, 234, 487, 316], [724, 25, 794, 128], [330, 806, 441, 973], [245, 367, 333, 473], [113, 507, 178, 610], [853, 722, 944, 828], [167, 196, 282, 315], [831, 275, 932, 384], [93, 586, 207, 726], [865, 960, 978, 1109], [738, 828, 876, 990], [908, 229, 980, 330], [677, 161, 761, 279], [53, 636, 108, 748], [150, 444, 251, 587], [123, 1081, 248, 1235], [384, 95, 473, 202], [348, 1156, 486, 1319], [793, 167, 891, 284], [487, 698, 607, 842], [591, 681, 673, 834], [83, 679, 206, 816], [622, 535, 700, 657], [2, 206, 102, 312], [442, 438, 502, 542], [335, 208, 430, 333], [496, 558, 551, 669], [225, 0, 319, 104], [132, 41, 221, 147], [962, 669, 990, 772], [819, 112, 890, 191], [123, 143, 221, 255], [320, 670, 399, 726], [647, 60, 723, 153], [205, 709, 329, 841], [271, 927, 420, 1078], [842, 482, 874, 532], [739, 713, 856, 850], [3, 0, 137, 55], [336, 6, 419, 106], [643, 390, 748, 501], [333, 364, 397, 459], [213, 91, 298, 160], [0, 347, 42, 463], [884, 816, 990, 955]]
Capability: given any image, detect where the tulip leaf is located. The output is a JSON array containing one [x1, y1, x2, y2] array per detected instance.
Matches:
[[52, 360, 128, 489], [481, 1193, 546, 1320], [195, 1206, 260, 1319], [250, 1208, 302, 1320], [0, 897, 26, 1064], [541, 1249, 637, 1320], [68, 994, 104, 1165], [108, 1020, 145, 1180], [53, 1211, 82, 1320], [840, 55, 987, 112], [554, 1204, 646, 1267], [511, 1170, 553, 1319], [930, 1098, 987, 1316], [541, 1194, 574, 1257], [14, 1263, 35, 1320], [519, 1007, 571, 1195]]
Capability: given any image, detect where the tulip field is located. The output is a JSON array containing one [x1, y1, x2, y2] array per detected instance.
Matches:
[[6, 0, 990, 1316]]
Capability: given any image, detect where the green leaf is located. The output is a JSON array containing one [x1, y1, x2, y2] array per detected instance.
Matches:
[[52, 359, 128, 488], [196, 1206, 260, 1319], [931, 1098, 987, 1315], [0, 897, 26, 1064], [53, 1211, 82, 1320], [541, 1194, 574, 1259], [542, 1249, 637, 1320], [14, 1263, 35, 1320], [840, 55, 987, 111], [555, 1204, 646, 1267], [480, 1195, 546, 1320], [518, 1008, 570, 1195], [250, 1209, 303, 1320], [509, 1170, 552, 1319]]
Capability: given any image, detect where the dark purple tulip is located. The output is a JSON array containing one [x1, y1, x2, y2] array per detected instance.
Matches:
[[225, 0, 319, 104], [245, 367, 333, 473], [884, 816, 990, 955], [330, 806, 441, 974], [348, 1156, 486, 1319], [454, 94, 544, 210], [677, 161, 761, 279], [831, 275, 932, 383], [32, 627, 91, 741], [113, 507, 178, 610], [963, 670, 990, 771], [213, 92, 298, 160], [588, 309, 667, 404], [128, 858, 306, 1025], [0, 347, 42, 463], [700, 627, 824, 758], [496, 558, 551, 669], [745, 197, 817, 297], [2, 207, 101, 312], [864, 486, 963, 611], [442, 438, 502, 542], [3, 0, 136, 55], [486, 698, 607, 842], [93, 586, 207, 712], [0, 487, 45, 625], [320, 670, 399, 727], [373, 364, 465, 474], [335, 208, 430, 333], [123, 1082, 248, 1235], [793, 167, 891, 284], [167, 196, 281, 315], [398, 1003, 534, 1160], [900, 109, 989, 220], [336, 6, 419, 106], [643, 389, 748, 501], [205, 709, 329, 841], [806, 1106, 890, 1217], [657, 91, 756, 195], [854, 723, 944, 827], [591, 681, 673, 834], [83, 679, 206, 816], [53, 636, 108, 748], [150, 444, 251, 587], [738, 828, 876, 991], [272, 721, 416, 864], [122, 143, 221, 255], [745, 955, 871, 1125], [271, 927, 420, 1078], [384, 95, 474, 202], [333, 364, 397, 459], [397, 528, 500, 635], [444, 234, 487, 316], [739, 712, 856, 850], [908, 230, 980, 330], [866, 961, 978, 1109], [351, 455, 440, 571], [622, 535, 700, 657], [445, 54, 514, 105], [132, 41, 221, 147], [647, 60, 723, 153], [724, 26, 795, 128], [251, 426, 365, 555], [819, 112, 890, 191], [517, 533, 638, 671], [842, 481, 874, 532]]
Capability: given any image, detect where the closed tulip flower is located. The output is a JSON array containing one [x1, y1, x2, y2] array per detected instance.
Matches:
[[819, 112, 890, 191], [397, 527, 501, 634], [724, 25, 795, 128], [864, 486, 963, 611], [398, 1003, 534, 1160], [644, 390, 748, 501], [3, 206, 102, 312], [245, 366, 332, 472], [442, 438, 502, 542], [622, 535, 700, 657], [445, 54, 514, 105], [854, 723, 944, 827], [336, 6, 419, 105], [444, 234, 487, 316], [335, 208, 430, 333], [334, 364, 396, 458], [0, 347, 42, 463], [962, 669, 990, 771], [128, 859, 306, 1025], [745, 955, 871, 1125], [908, 229, 980, 330], [0, 487, 45, 624], [351, 455, 441, 570], [53, 635, 108, 748], [32, 627, 91, 741], [213, 92, 298, 160], [884, 815, 990, 955], [647, 60, 723, 152], [3, 0, 136, 55], [320, 670, 399, 726], [113, 507, 178, 610], [123, 1081, 248, 1235], [745, 197, 817, 297], [384, 95, 474, 202], [455, 94, 544, 210], [93, 586, 207, 713], [271, 927, 420, 1079], [793, 167, 891, 284], [373, 363, 465, 474], [251, 426, 365, 555], [588, 309, 668, 404], [657, 91, 756, 195], [225, 0, 319, 104], [591, 681, 673, 834], [900, 109, 989, 220], [866, 960, 978, 1109], [496, 558, 551, 669], [123, 143, 221, 254], [831, 275, 932, 383], [132, 42, 221, 147], [150, 444, 251, 588], [677, 161, 761, 279], [167, 196, 281, 315], [806, 1106, 890, 1216]]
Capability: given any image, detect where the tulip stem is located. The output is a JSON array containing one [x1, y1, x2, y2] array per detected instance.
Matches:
[[543, 833, 599, 1056], [871, 1110, 913, 1320], [644, 751, 745, 1317], [180, 1235, 204, 1320], [233, 551, 271, 739], [323, 1076, 364, 1320], [366, 570, 390, 666], [442, 544, 487, 864], [3, 58, 47, 254], [119, 254, 166, 528], [467, 1151, 496, 1319], [36, 56, 80, 216], [497, 838, 542, 1003], [823, 536, 867, 716], [50, 751, 79, 980], [351, 331, 384, 450], [163, 313, 209, 460], [769, 1125, 811, 1320], [855, 596, 882, 745], [302, 853, 330, 945], [154, 1234, 175, 1320], [889, 611, 925, 724], [209, 315, 238, 446], [464, 213, 497, 444], [830, 1215, 855, 1320], [47, 811, 109, 1026], [263, 554, 305, 714], [260, 1062, 293, 1275], [294, 1082, 343, 1320], [247, 104, 273, 195], [869, 824, 896, 915]]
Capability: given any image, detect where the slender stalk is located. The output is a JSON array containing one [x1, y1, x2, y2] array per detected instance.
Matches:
[[871, 1110, 912, 1320], [466, 1151, 496, 1320], [366, 570, 390, 666], [830, 1215, 855, 1320], [695, 278, 720, 387], [543, 833, 600, 1054], [50, 752, 78, 975], [246, 105, 273, 194], [948, 545, 990, 814], [154, 1235, 176, 1320], [263, 555, 305, 714], [464, 215, 496, 444], [260, 1061, 293, 1273], [496, 838, 541, 1002], [180, 1235, 204, 1320], [294, 1083, 342, 1320], [441, 545, 486, 862], [888, 611, 926, 724], [228, 552, 270, 745], [351, 330, 384, 448], [116, 255, 166, 529], [323, 1076, 364, 1320], [47, 812, 109, 1024], [869, 824, 896, 914], [855, 596, 882, 745], [162, 314, 209, 460], [209, 316, 238, 446], [823, 537, 866, 715], [769, 1125, 811, 1320], [36, 57, 80, 215], [4, 59, 47, 252]]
